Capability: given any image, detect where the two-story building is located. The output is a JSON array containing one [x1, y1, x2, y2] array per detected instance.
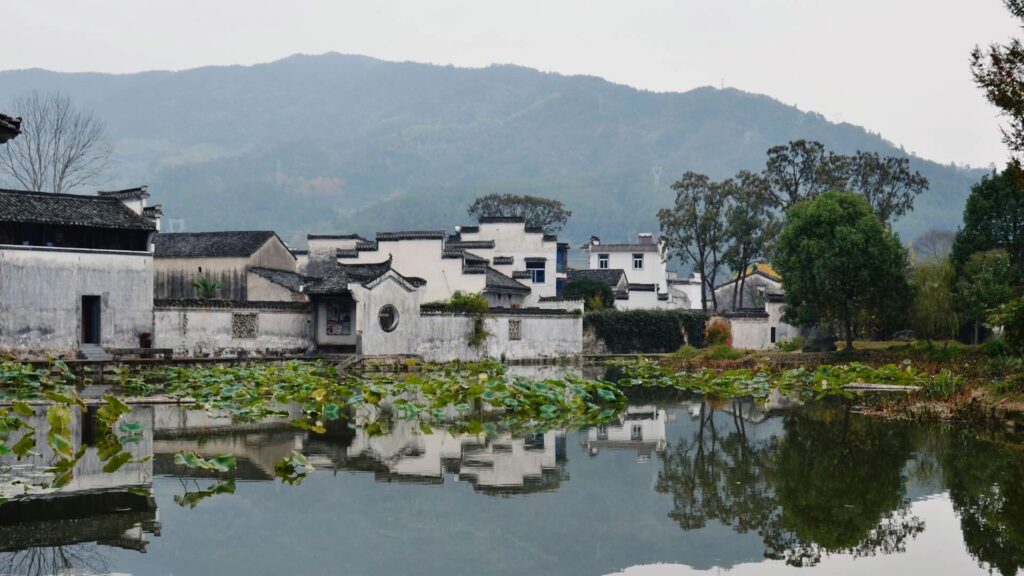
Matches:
[[0, 187, 159, 359], [581, 233, 698, 310]]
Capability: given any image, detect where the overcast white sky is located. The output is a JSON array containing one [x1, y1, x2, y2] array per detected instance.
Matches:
[[0, 0, 1018, 167]]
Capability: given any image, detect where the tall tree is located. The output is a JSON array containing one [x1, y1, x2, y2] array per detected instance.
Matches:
[[763, 140, 832, 210], [723, 171, 776, 309], [466, 194, 572, 233], [658, 172, 728, 312], [913, 229, 956, 262], [773, 192, 910, 350], [847, 151, 929, 227], [0, 92, 111, 194], [972, 0, 1024, 160], [956, 249, 1016, 344], [951, 165, 1024, 273], [908, 259, 959, 342]]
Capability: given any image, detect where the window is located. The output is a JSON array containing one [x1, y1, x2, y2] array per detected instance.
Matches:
[[526, 260, 545, 284], [771, 327, 777, 343], [508, 319, 522, 340], [631, 424, 643, 441], [598, 254, 609, 269], [632, 253, 644, 270], [378, 304, 399, 332], [232, 313, 258, 339]]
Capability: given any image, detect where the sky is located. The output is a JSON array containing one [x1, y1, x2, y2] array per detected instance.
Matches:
[[0, 0, 1018, 167]]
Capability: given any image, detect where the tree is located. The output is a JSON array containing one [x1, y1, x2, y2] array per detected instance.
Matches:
[[951, 165, 1024, 274], [0, 92, 111, 194], [562, 277, 614, 310], [971, 0, 1024, 159], [772, 192, 910, 350], [913, 229, 956, 262], [846, 151, 929, 227], [658, 172, 729, 312], [466, 194, 572, 233], [760, 141, 928, 227], [723, 171, 776, 309], [908, 259, 959, 341], [956, 249, 1016, 344]]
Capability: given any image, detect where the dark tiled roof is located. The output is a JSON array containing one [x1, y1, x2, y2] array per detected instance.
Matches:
[[658, 293, 669, 301], [478, 216, 525, 224], [567, 268, 627, 287], [586, 243, 659, 253], [336, 249, 359, 258], [97, 186, 149, 201], [356, 240, 378, 251], [525, 226, 544, 234], [249, 267, 313, 293], [462, 251, 489, 265], [376, 231, 445, 241], [726, 308, 770, 319], [512, 270, 533, 279], [523, 256, 547, 262], [0, 188, 157, 231], [304, 258, 396, 295], [442, 249, 464, 259], [154, 299, 311, 311], [0, 114, 21, 143], [629, 284, 657, 292], [543, 234, 558, 242], [307, 233, 367, 240], [447, 240, 495, 250], [458, 225, 480, 234], [492, 256, 514, 265], [154, 231, 279, 257], [764, 292, 786, 303], [485, 268, 531, 294], [291, 249, 308, 255]]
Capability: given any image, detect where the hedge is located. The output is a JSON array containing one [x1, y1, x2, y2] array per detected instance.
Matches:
[[584, 309, 707, 353]]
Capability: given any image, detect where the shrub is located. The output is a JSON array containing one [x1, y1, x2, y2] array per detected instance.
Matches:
[[775, 336, 805, 353], [704, 345, 746, 361], [989, 296, 1024, 355], [449, 291, 490, 314], [980, 337, 1012, 358], [584, 309, 706, 353], [704, 318, 731, 346], [671, 345, 701, 360], [563, 278, 615, 310]]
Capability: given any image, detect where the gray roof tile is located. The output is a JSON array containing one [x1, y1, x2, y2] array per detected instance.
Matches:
[[0, 188, 156, 231], [154, 231, 280, 258]]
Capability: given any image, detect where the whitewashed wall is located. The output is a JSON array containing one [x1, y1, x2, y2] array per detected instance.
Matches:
[[729, 316, 772, 350], [0, 246, 153, 357], [461, 222, 557, 303], [154, 304, 313, 357], [414, 312, 582, 362]]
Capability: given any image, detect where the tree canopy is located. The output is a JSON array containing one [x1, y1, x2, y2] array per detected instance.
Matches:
[[772, 192, 910, 350], [972, 0, 1024, 159], [466, 194, 572, 234], [562, 277, 614, 311], [951, 165, 1024, 275]]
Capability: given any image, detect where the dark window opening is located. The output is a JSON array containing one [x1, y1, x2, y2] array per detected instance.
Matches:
[[82, 295, 101, 344]]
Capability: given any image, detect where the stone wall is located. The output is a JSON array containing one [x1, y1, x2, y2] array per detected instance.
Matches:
[[154, 301, 313, 357], [0, 246, 153, 358]]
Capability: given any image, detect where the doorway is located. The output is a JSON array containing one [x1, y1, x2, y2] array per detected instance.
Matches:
[[82, 295, 101, 344]]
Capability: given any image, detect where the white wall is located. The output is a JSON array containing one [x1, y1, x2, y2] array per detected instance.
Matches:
[[414, 312, 582, 362], [729, 316, 772, 350], [351, 273, 425, 355], [350, 240, 485, 303], [461, 222, 557, 303], [247, 271, 307, 302], [154, 304, 313, 357], [0, 245, 153, 357], [765, 301, 798, 344]]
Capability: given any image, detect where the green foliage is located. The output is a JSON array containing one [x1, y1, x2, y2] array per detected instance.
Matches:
[[956, 249, 1016, 344], [980, 338, 1013, 358], [704, 319, 731, 346], [972, 1, 1024, 157], [908, 259, 959, 341], [989, 296, 1024, 354], [562, 277, 614, 311], [775, 336, 806, 352], [275, 450, 314, 485], [703, 345, 745, 361], [174, 451, 238, 473], [773, 191, 910, 349], [0, 358, 76, 400], [585, 309, 707, 353], [466, 194, 571, 233], [447, 291, 491, 315], [191, 276, 221, 299], [952, 165, 1024, 274]]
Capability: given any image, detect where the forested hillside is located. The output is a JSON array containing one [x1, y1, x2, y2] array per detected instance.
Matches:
[[0, 53, 985, 249]]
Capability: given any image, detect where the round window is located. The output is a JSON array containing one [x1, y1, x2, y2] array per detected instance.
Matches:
[[378, 304, 399, 333]]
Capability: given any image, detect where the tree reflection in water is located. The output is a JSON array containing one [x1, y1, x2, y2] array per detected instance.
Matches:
[[0, 544, 109, 576], [940, 429, 1024, 576], [656, 402, 924, 567]]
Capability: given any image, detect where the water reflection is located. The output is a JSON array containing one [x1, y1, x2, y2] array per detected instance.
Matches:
[[1, 396, 1024, 575]]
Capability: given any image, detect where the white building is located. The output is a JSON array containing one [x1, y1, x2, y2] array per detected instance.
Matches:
[[579, 234, 700, 310], [0, 187, 159, 359]]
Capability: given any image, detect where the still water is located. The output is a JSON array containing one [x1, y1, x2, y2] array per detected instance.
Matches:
[[0, 377, 1022, 575]]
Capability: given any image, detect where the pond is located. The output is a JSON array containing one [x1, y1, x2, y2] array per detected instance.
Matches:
[[0, 367, 1023, 575]]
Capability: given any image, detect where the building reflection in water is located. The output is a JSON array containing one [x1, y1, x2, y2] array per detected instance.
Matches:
[[583, 405, 668, 462]]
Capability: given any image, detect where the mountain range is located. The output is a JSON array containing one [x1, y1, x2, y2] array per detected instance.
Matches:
[[0, 53, 987, 252]]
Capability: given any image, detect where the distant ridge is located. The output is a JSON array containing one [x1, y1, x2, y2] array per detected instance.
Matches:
[[0, 52, 985, 249]]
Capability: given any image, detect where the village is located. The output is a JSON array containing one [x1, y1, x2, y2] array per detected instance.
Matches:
[[0, 179, 798, 364]]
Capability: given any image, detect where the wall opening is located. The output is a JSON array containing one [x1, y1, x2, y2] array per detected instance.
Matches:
[[378, 305, 399, 333], [82, 295, 101, 344]]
